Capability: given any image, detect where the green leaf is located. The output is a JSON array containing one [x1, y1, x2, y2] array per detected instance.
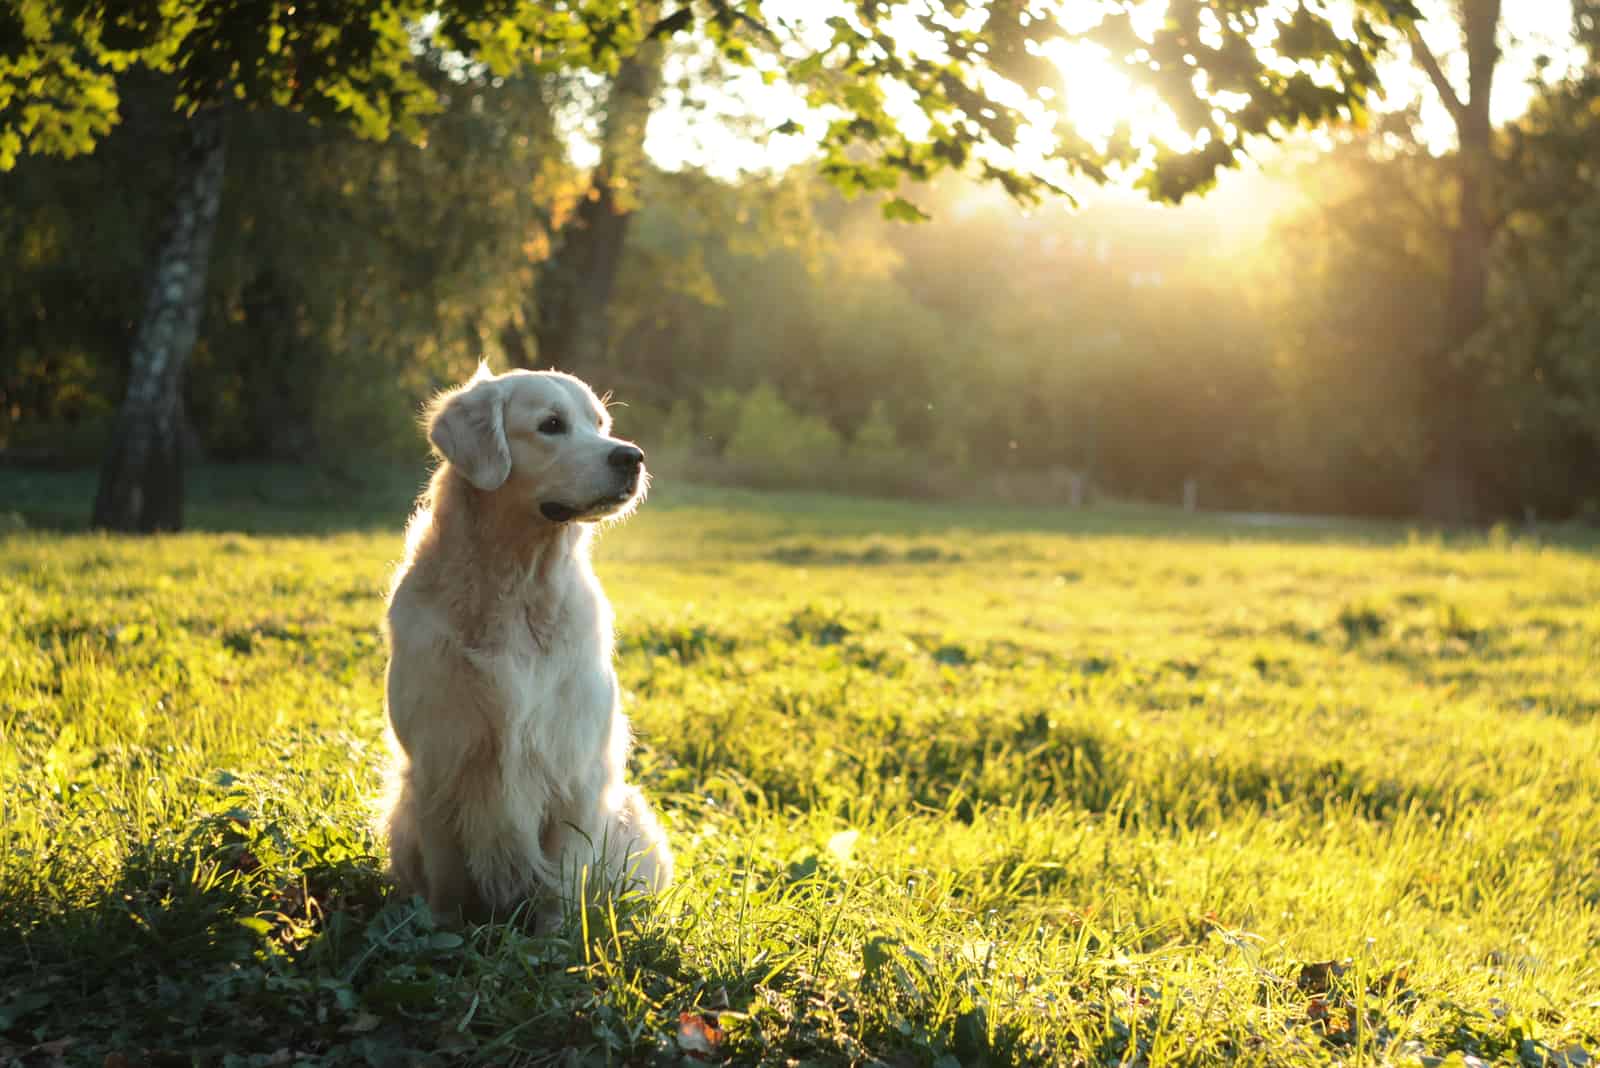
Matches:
[[881, 197, 930, 223], [863, 934, 899, 979], [428, 931, 464, 951]]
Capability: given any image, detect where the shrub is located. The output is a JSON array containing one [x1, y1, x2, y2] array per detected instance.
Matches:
[[723, 384, 843, 489], [843, 400, 927, 496], [700, 387, 745, 454]]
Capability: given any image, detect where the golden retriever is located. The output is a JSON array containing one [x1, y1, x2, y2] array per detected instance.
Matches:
[[380, 365, 673, 925]]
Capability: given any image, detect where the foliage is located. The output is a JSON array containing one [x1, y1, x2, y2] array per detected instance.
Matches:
[[0, 0, 641, 166], [1, 1, 1421, 212], [7, 4, 1600, 521], [2, 473, 1599, 1063], [0, 56, 576, 461], [723, 382, 845, 489], [608, 169, 1310, 510], [0, 73, 174, 458], [193, 61, 573, 462], [11, 114, 1600, 518], [1467, 43, 1600, 514], [843, 399, 922, 495], [779, 0, 1419, 210], [1254, 132, 1449, 516]]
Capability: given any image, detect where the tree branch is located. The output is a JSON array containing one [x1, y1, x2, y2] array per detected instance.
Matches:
[[1464, 0, 1503, 117], [1407, 28, 1467, 130]]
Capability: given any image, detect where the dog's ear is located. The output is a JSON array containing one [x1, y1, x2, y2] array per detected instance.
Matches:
[[429, 377, 511, 491]]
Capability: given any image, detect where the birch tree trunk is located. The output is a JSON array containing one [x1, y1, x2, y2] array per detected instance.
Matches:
[[92, 106, 227, 532]]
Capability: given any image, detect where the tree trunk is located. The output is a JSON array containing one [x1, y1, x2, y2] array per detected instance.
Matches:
[[1423, 144, 1491, 523], [1412, 0, 1500, 523], [239, 269, 317, 460], [522, 19, 664, 372], [93, 106, 227, 532]]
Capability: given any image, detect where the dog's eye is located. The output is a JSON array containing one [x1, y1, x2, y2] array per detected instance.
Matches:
[[538, 415, 566, 436]]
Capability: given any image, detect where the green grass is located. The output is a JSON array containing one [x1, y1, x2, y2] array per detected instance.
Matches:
[[2, 468, 1598, 1066]]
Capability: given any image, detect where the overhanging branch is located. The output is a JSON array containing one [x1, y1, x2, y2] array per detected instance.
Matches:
[[1407, 28, 1467, 130]]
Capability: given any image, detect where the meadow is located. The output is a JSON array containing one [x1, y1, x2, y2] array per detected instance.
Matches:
[[1, 468, 1598, 1066]]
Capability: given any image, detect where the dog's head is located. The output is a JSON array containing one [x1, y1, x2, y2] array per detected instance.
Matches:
[[427, 366, 647, 524]]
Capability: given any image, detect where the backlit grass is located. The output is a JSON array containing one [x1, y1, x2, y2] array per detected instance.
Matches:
[[2, 472, 1598, 1065]]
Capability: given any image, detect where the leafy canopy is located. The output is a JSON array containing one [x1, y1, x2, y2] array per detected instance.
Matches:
[[1, 0, 1420, 206], [0, 0, 643, 167]]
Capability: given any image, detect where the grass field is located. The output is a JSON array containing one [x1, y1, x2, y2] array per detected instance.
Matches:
[[2, 469, 1598, 1066]]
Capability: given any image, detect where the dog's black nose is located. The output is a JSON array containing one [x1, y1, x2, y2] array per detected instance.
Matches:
[[608, 445, 645, 470]]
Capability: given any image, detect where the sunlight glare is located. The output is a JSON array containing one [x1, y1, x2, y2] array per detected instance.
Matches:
[[633, 0, 1583, 190]]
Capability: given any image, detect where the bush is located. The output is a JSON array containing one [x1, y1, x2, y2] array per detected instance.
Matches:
[[615, 384, 1086, 505], [723, 384, 843, 489], [842, 400, 929, 497], [700, 387, 745, 454], [658, 398, 699, 456]]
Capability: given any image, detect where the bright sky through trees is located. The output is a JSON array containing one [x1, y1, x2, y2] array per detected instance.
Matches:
[[629, 0, 1578, 188]]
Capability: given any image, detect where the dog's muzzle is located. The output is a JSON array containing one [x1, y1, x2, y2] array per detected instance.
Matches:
[[541, 448, 646, 523]]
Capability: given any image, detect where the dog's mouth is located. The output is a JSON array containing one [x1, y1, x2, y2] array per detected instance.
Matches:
[[539, 502, 583, 523], [540, 483, 643, 524]]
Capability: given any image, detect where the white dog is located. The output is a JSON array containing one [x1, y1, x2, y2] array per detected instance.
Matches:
[[380, 365, 673, 924]]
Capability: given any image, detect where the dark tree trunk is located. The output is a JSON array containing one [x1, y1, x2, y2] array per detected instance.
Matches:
[[239, 270, 317, 460], [1412, 0, 1501, 523], [93, 106, 227, 532], [522, 23, 664, 372], [498, 321, 532, 368], [1423, 148, 1491, 523], [532, 178, 636, 371]]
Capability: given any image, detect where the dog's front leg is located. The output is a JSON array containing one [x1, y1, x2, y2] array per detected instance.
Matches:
[[598, 785, 674, 895], [542, 787, 673, 914], [540, 805, 604, 917], [417, 805, 485, 926]]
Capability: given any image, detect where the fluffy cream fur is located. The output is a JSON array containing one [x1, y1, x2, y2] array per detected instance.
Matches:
[[380, 366, 672, 924]]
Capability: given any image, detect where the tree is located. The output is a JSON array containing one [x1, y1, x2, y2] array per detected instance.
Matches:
[[4, 0, 1418, 529], [516, 2, 667, 373], [192, 62, 570, 461], [0, 72, 175, 461], [1259, 132, 1451, 515], [1, 0, 635, 531], [1465, 0, 1600, 516], [1404, 0, 1503, 521], [89, 101, 224, 530]]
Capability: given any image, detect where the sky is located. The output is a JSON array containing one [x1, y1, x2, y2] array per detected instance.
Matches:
[[616, 0, 1581, 192]]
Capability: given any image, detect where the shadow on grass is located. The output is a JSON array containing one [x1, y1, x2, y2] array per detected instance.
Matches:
[[0, 832, 413, 1064], [0, 464, 426, 536], [2, 824, 1010, 1066]]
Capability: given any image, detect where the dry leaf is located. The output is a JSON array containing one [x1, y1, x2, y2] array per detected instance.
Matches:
[[1296, 960, 1348, 995], [677, 1011, 725, 1060]]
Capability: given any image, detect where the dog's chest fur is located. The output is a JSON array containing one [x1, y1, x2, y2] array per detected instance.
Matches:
[[474, 561, 618, 800]]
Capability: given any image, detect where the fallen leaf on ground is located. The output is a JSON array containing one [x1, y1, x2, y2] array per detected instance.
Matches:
[[1296, 960, 1348, 995], [678, 1011, 725, 1059]]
